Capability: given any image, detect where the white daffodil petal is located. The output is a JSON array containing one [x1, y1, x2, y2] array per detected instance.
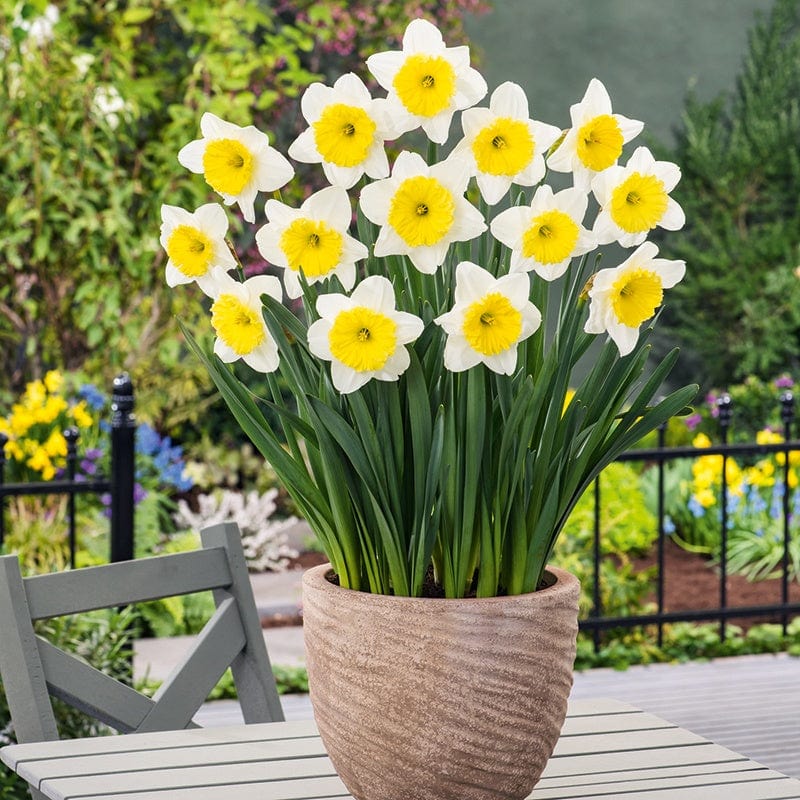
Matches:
[[331, 360, 371, 394], [165, 263, 193, 287], [288, 128, 322, 163], [660, 198, 686, 230], [177, 140, 205, 173], [475, 172, 512, 205], [444, 336, 483, 372], [244, 343, 280, 374]]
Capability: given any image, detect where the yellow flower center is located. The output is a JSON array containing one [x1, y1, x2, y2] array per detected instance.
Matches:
[[471, 118, 534, 176], [279, 219, 344, 277], [575, 114, 623, 172], [609, 172, 668, 233], [462, 293, 522, 356], [166, 225, 215, 277], [202, 138, 255, 196], [521, 210, 580, 264], [388, 176, 455, 247], [393, 54, 456, 117], [313, 103, 377, 167], [328, 307, 398, 372], [211, 293, 265, 355], [610, 268, 663, 328]]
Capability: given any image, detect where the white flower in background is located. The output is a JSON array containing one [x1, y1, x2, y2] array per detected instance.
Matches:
[[92, 85, 127, 130], [204, 269, 282, 373], [547, 78, 643, 190], [490, 185, 596, 281], [453, 82, 561, 205], [591, 146, 685, 247], [585, 241, 686, 356], [178, 113, 294, 223], [359, 151, 485, 274], [308, 276, 424, 394], [366, 18, 487, 144], [14, 4, 59, 48], [72, 53, 95, 76], [159, 203, 236, 292], [173, 489, 299, 572], [256, 186, 368, 299], [288, 73, 399, 189], [435, 261, 541, 375]]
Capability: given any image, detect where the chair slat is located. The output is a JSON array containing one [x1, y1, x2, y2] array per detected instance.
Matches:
[[202, 524, 285, 723], [0, 556, 59, 743], [37, 638, 154, 733], [24, 548, 232, 620], [138, 597, 246, 732]]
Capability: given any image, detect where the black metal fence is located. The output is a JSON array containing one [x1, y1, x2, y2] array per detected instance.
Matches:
[[582, 391, 800, 648], [0, 373, 136, 567]]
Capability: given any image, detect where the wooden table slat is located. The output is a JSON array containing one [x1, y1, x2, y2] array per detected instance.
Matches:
[[4, 699, 800, 800]]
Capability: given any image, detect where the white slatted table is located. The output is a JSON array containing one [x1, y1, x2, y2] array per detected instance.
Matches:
[[3, 699, 800, 800]]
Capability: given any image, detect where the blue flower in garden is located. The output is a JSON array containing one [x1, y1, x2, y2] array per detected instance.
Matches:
[[136, 424, 163, 457], [726, 494, 740, 514], [663, 515, 676, 534], [78, 383, 106, 411], [688, 496, 705, 518]]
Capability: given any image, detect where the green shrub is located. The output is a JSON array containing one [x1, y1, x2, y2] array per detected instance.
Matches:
[[654, 0, 800, 388]]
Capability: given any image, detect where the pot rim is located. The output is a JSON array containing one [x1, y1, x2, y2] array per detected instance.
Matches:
[[301, 562, 580, 607]]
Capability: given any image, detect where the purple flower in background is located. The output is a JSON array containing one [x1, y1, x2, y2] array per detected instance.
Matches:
[[705, 392, 720, 418], [774, 375, 794, 389], [684, 413, 702, 431], [134, 482, 147, 504]]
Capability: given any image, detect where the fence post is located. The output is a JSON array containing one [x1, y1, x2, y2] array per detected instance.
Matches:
[[780, 391, 794, 635], [656, 420, 667, 648], [64, 427, 80, 569], [717, 393, 732, 641], [592, 476, 602, 653], [110, 374, 136, 563], [0, 433, 6, 548]]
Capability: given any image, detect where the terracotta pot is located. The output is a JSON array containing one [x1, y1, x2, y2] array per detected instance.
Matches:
[[302, 564, 580, 800]]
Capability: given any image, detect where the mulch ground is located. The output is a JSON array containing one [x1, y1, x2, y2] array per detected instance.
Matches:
[[262, 542, 800, 630], [634, 538, 800, 628]]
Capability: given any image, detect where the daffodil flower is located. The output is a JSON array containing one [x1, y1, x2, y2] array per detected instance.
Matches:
[[490, 185, 596, 281], [204, 269, 282, 373], [288, 73, 398, 190], [547, 78, 643, 190], [435, 261, 541, 375], [359, 151, 485, 274], [178, 113, 294, 224], [255, 186, 368, 299], [307, 276, 424, 394], [453, 82, 561, 205], [160, 204, 237, 292], [366, 18, 487, 144], [591, 146, 685, 247], [585, 241, 686, 356]]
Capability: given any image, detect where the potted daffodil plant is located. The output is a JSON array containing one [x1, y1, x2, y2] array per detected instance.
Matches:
[[162, 17, 696, 800]]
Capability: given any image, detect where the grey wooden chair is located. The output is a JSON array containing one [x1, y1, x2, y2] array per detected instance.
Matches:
[[0, 522, 284, 798]]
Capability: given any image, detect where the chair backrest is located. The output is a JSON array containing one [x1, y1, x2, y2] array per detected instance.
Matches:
[[0, 522, 284, 746]]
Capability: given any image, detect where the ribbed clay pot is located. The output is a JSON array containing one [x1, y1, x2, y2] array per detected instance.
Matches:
[[302, 564, 580, 800]]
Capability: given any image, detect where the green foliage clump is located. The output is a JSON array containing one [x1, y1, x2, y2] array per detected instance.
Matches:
[[552, 462, 657, 619], [655, 0, 800, 388]]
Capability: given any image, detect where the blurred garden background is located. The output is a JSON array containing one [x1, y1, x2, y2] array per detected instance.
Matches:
[[2, 0, 800, 712]]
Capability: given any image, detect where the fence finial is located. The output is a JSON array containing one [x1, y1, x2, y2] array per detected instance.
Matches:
[[717, 393, 733, 431], [111, 373, 135, 427], [780, 391, 794, 431]]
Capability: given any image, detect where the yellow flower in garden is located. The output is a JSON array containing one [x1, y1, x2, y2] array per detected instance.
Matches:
[[27, 447, 55, 479], [694, 488, 716, 508], [452, 82, 561, 205], [25, 380, 46, 406], [591, 147, 685, 248], [584, 242, 685, 356], [43, 430, 67, 459], [693, 433, 712, 449], [756, 429, 783, 446], [288, 73, 399, 189], [178, 113, 294, 223], [307, 276, 424, 394], [37, 395, 68, 425], [44, 370, 63, 393], [71, 401, 94, 429], [359, 151, 485, 274], [255, 186, 368, 299], [746, 461, 775, 488], [547, 78, 644, 190], [366, 18, 487, 144]]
